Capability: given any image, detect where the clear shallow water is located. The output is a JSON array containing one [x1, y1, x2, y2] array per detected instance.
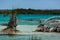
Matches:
[[0, 25, 37, 32], [0, 33, 60, 40], [17, 14, 60, 20], [17, 25, 38, 32], [0, 14, 60, 40], [0, 14, 60, 25], [0, 14, 60, 20]]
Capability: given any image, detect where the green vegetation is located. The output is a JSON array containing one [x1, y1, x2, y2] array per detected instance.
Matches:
[[0, 8, 60, 14]]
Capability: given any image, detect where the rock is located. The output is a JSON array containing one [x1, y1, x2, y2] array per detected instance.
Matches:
[[35, 24, 44, 32], [1, 13, 20, 34], [2, 28, 20, 34]]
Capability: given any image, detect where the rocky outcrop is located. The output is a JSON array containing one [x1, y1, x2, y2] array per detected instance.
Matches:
[[2, 13, 20, 34], [35, 24, 44, 32], [2, 28, 20, 34]]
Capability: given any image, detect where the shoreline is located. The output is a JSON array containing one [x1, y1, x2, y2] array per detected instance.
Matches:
[[0, 25, 60, 34]]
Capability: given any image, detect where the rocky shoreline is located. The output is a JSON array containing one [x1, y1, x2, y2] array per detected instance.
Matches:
[[34, 24, 60, 33]]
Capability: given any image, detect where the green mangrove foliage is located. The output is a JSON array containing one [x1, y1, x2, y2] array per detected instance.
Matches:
[[0, 8, 60, 14]]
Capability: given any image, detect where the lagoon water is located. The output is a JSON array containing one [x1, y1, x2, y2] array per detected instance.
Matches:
[[0, 14, 60, 24], [0, 14, 60, 40], [0, 33, 60, 40]]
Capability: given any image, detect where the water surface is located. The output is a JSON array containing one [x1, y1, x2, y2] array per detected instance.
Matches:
[[0, 14, 60, 40]]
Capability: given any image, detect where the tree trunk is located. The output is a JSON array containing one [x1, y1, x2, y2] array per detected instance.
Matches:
[[8, 13, 17, 30]]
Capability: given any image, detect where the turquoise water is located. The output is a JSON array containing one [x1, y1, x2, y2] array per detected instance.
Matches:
[[0, 14, 60, 40], [0, 14, 60, 25], [0, 14, 60, 20], [17, 14, 60, 20]]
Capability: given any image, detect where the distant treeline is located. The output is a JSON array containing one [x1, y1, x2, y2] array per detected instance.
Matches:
[[0, 8, 60, 14]]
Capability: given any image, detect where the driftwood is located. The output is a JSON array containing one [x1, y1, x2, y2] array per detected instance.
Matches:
[[2, 13, 20, 34]]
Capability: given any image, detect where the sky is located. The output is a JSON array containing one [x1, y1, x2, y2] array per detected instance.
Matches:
[[0, 0, 60, 9]]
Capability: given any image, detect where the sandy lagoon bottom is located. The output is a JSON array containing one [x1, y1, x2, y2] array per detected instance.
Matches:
[[0, 25, 60, 40]]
